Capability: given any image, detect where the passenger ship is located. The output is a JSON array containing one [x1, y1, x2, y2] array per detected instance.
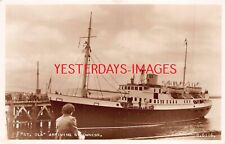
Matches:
[[48, 13, 212, 128]]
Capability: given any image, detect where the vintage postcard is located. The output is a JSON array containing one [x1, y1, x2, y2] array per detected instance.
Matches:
[[2, 1, 223, 143]]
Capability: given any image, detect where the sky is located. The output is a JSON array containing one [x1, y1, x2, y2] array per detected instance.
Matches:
[[6, 5, 221, 96]]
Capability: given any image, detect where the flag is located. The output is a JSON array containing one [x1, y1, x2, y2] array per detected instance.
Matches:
[[48, 76, 52, 90]]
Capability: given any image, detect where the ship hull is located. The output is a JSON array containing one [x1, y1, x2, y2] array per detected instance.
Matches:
[[50, 100, 211, 128]]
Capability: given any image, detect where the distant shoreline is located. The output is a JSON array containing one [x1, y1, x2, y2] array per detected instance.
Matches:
[[209, 96, 221, 99]]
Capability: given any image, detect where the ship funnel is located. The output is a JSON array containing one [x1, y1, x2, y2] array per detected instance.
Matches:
[[130, 74, 135, 84], [146, 74, 158, 85]]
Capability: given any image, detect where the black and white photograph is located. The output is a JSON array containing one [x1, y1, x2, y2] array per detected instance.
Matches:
[[4, 3, 222, 141]]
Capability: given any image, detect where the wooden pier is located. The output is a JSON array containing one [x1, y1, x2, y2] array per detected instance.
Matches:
[[5, 98, 56, 139], [5, 61, 57, 139]]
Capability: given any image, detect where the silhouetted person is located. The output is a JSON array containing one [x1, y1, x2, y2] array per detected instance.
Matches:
[[138, 101, 141, 109], [55, 104, 78, 139]]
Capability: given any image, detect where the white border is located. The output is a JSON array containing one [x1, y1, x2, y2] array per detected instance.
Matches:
[[221, 0, 225, 143], [2, 0, 223, 5], [0, 0, 224, 144], [0, 0, 6, 141]]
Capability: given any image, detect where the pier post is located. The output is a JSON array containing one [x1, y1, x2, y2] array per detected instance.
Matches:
[[7, 101, 14, 139], [50, 108, 56, 138], [31, 103, 38, 138]]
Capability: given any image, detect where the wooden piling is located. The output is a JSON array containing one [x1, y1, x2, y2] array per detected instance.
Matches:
[[31, 103, 38, 138], [7, 101, 14, 139], [6, 100, 52, 139]]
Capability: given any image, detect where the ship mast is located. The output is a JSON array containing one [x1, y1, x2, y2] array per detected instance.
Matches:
[[183, 38, 188, 87], [82, 12, 92, 98], [36, 61, 41, 94]]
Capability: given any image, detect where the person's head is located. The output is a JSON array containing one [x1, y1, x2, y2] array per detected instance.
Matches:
[[62, 103, 75, 115]]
